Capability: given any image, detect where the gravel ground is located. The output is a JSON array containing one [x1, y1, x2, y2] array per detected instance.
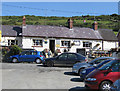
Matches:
[[2, 63, 85, 90]]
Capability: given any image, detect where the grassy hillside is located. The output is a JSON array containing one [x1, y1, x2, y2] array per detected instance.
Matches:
[[1, 14, 120, 31]]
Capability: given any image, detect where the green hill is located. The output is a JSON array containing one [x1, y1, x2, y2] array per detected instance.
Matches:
[[1, 14, 120, 32]]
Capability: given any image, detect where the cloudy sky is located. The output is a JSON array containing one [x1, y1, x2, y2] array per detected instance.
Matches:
[[1, 0, 120, 2]]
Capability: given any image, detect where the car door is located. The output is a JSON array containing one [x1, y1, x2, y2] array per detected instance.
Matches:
[[28, 51, 38, 62], [107, 61, 120, 82], [54, 53, 68, 66], [67, 53, 78, 66], [19, 51, 28, 62]]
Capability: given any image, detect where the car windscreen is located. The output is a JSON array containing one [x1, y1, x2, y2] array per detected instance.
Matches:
[[98, 60, 117, 70], [96, 60, 111, 68]]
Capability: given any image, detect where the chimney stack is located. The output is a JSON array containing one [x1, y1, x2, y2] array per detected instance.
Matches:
[[23, 16, 26, 26], [68, 18, 73, 29], [93, 21, 98, 30]]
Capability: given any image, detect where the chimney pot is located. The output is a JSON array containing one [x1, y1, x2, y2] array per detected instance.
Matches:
[[23, 16, 26, 26], [68, 18, 73, 29], [93, 21, 98, 30]]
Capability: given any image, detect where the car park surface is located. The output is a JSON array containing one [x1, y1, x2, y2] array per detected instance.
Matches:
[[85, 59, 120, 91], [43, 52, 86, 67], [2, 63, 85, 89], [72, 57, 115, 75], [9, 50, 45, 63]]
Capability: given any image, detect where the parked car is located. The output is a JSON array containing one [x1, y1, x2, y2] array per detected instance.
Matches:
[[85, 59, 120, 91], [112, 51, 120, 58], [9, 50, 45, 63], [110, 79, 120, 91], [72, 57, 115, 75], [42, 52, 86, 67], [80, 59, 112, 80]]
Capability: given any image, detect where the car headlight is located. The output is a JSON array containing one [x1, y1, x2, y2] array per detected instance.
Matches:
[[73, 65, 78, 68], [81, 70, 86, 73], [86, 78, 97, 81]]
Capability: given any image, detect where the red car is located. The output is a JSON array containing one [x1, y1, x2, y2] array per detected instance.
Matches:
[[85, 59, 120, 91]]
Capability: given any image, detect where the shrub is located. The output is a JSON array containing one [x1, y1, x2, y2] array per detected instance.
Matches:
[[2, 45, 22, 62], [9, 45, 22, 56]]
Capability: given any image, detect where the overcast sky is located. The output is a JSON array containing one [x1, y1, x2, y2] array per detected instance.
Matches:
[[1, 0, 120, 2]]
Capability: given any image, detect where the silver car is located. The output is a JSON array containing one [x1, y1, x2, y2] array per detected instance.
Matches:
[[72, 57, 116, 75]]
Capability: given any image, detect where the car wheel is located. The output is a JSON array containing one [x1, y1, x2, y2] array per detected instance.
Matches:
[[78, 68, 85, 75], [46, 61, 54, 67], [12, 58, 18, 63], [100, 81, 112, 91], [35, 58, 41, 64]]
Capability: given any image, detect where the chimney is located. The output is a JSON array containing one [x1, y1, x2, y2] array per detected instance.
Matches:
[[93, 21, 98, 30], [23, 16, 26, 26], [68, 18, 73, 29]]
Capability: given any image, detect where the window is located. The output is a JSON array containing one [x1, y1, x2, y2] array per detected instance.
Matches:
[[21, 51, 29, 55], [8, 40, 18, 46], [33, 39, 43, 46], [111, 62, 120, 72], [61, 41, 70, 47], [58, 53, 67, 60], [30, 51, 37, 55], [83, 42, 92, 48], [68, 54, 78, 60]]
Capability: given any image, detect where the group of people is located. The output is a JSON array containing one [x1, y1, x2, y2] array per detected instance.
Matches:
[[42, 49, 53, 58]]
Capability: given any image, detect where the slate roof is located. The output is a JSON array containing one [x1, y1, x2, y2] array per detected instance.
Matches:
[[22, 25, 103, 40], [98, 29, 118, 41], [1, 25, 22, 37], [1, 25, 118, 41]]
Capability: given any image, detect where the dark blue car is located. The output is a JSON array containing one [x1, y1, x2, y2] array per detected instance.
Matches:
[[9, 50, 45, 64], [80, 59, 112, 80]]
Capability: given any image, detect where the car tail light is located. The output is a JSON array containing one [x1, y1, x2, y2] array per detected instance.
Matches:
[[40, 55, 43, 57]]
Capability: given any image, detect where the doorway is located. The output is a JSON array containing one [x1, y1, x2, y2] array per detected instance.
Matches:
[[76, 48, 86, 56], [49, 40, 55, 53]]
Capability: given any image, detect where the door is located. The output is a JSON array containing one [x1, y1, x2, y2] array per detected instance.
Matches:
[[49, 40, 55, 53], [67, 53, 78, 66], [28, 51, 38, 62], [54, 53, 68, 66], [19, 51, 30, 62], [77, 48, 86, 56]]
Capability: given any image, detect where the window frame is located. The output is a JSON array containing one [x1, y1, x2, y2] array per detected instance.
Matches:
[[83, 41, 92, 48], [61, 40, 71, 47], [8, 39, 18, 46], [33, 39, 43, 47]]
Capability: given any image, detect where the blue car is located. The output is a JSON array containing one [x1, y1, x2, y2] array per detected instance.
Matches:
[[80, 59, 112, 80], [9, 50, 45, 64]]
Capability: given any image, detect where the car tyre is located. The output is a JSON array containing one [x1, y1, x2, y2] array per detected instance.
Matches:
[[12, 58, 18, 63], [100, 81, 112, 91], [78, 68, 85, 76], [35, 58, 41, 64], [46, 61, 54, 67]]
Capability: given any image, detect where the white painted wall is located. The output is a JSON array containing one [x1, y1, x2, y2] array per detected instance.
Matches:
[[2, 36, 118, 53], [1, 36, 22, 47], [103, 41, 119, 50], [22, 37, 49, 51]]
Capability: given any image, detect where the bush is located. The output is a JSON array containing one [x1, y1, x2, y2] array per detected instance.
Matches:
[[2, 45, 22, 62], [9, 45, 22, 56]]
